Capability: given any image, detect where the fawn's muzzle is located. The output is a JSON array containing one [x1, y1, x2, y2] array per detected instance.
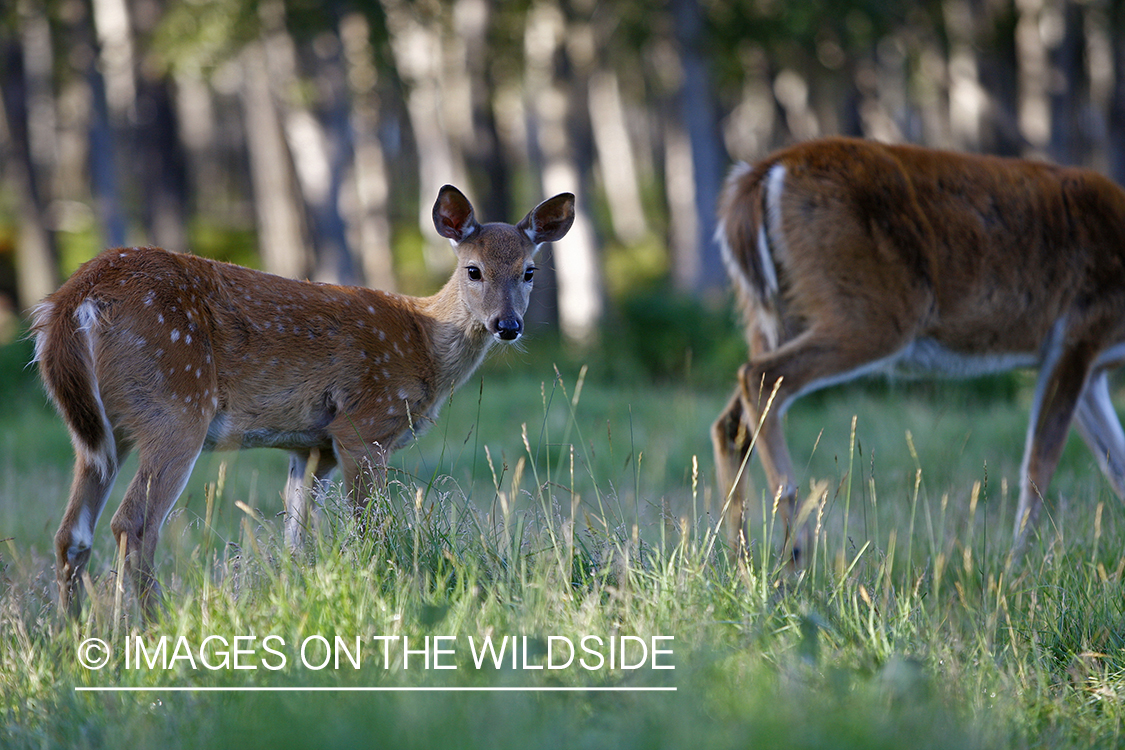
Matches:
[[493, 317, 523, 341]]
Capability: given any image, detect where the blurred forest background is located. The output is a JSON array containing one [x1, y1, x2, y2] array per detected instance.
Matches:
[[2, 0, 1124, 368]]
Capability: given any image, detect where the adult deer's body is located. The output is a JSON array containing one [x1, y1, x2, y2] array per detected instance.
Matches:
[[33, 185, 574, 617], [713, 137, 1125, 562]]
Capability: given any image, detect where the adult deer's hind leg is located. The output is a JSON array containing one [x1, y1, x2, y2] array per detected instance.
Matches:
[[735, 320, 921, 566], [55, 445, 123, 617], [109, 429, 205, 620], [713, 389, 754, 552]]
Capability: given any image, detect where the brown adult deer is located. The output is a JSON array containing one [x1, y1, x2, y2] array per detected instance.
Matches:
[[33, 185, 575, 618], [713, 137, 1125, 564]]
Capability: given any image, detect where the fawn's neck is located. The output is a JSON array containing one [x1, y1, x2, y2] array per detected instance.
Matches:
[[414, 278, 495, 395]]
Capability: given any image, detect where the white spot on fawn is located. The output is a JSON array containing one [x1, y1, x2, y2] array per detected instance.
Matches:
[[171, 329, 181, 342]]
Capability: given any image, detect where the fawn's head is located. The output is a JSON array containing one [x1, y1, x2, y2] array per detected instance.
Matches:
[[433, 185, 575, 342]]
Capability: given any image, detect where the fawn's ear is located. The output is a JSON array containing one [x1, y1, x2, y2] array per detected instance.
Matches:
[[433, 185, 480, 243], [519, 193, 576, 246]]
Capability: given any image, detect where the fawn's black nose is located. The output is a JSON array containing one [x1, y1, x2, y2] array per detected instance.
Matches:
[[494, 318, 522, 341]]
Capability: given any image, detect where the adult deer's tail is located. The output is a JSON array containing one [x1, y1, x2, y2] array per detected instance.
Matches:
[[715, 158, 786, 351], [31, 294, 114, 477]]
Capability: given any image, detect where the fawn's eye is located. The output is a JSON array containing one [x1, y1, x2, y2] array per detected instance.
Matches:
[[466, 265, 482, 281], [524, 267, 536, 283]]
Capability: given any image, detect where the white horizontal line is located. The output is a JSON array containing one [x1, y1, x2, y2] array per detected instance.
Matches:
[[76, 686, 676, 693]]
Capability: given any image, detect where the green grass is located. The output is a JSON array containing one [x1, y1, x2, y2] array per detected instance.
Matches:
[[2, 350, 1125, 749]]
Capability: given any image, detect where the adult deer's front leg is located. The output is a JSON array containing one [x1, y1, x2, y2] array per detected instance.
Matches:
[[1013, 337, 1098, 550]]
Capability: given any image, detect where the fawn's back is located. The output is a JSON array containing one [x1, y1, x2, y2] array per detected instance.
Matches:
[[52, 248, 445, 457]]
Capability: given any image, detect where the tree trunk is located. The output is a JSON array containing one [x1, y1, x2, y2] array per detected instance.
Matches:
[[944, 0, 986, 150], [1015, 0, 1051, 153], [670, 0, 726, 296], [88, 61, 127, 248], [588, 68, 646, 245], [131, 0, 189, 251], [455, 0, 510, 222], [1108, 0, 1125, 185], [340, 11, 396, 292], [2, 2, 60, 308], [382, 0, 468, 270], [90, 0, 136, 245], [281, 35, 358, 284], [971, 0, 1023, 156], [135, 75, 189, 251], [525, 0, 604, 347], [663, 111, 697, 294], [240, 38, 309, 279], [1047, 0, 1088, 165]]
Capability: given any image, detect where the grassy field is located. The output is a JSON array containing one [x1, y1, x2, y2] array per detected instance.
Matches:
[[2, 336, 1124, 749]]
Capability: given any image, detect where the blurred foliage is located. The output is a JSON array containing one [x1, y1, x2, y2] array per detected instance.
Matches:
[[602, 287, 746, 387], [0, 330, 41, 417], [188, 220, 261, 268], [152, 0, 262, 78]]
